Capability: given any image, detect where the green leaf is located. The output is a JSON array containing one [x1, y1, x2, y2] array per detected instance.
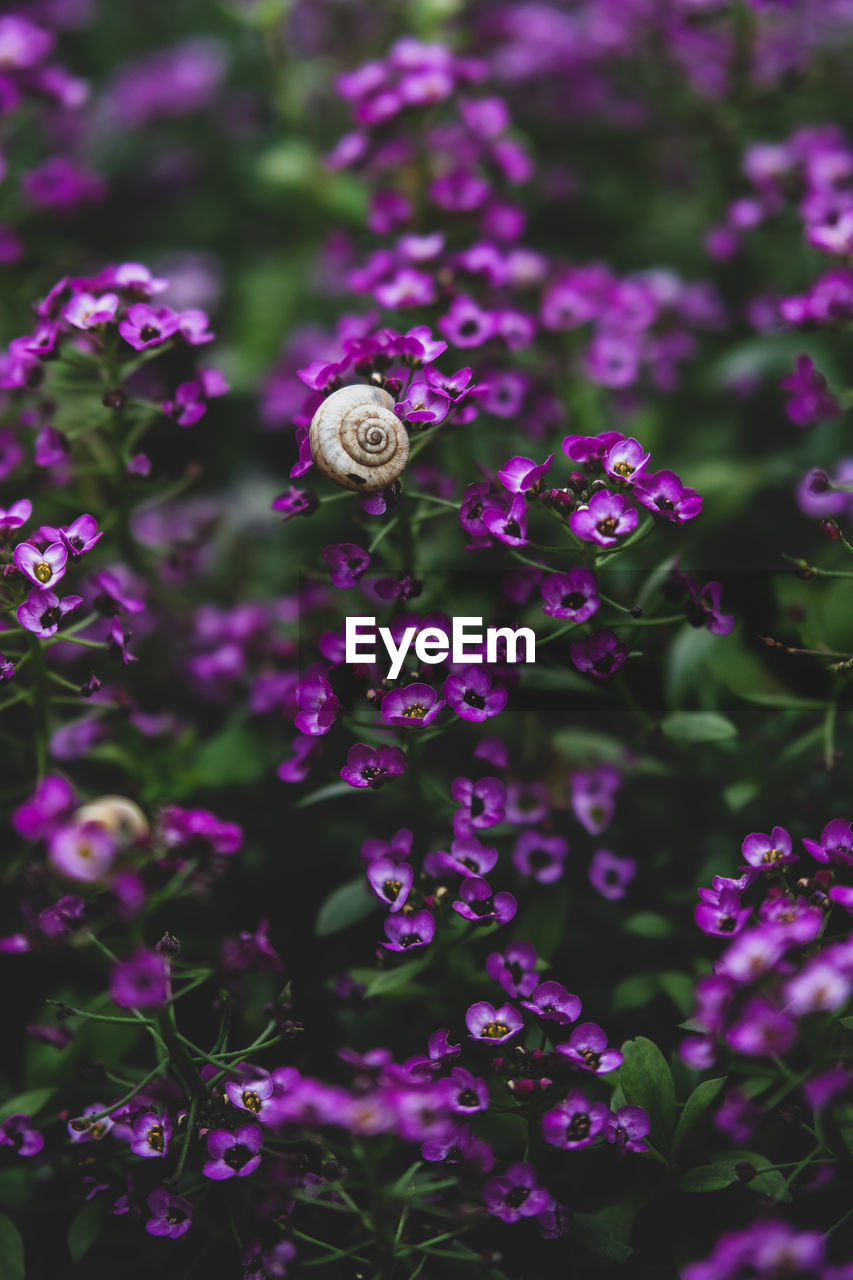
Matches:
[[68, 1200, 102, 1263], [294, 781, 354, 810], [618, 1037, 677, 1155], [612, 973, 658, 1012], [573, 1198, 639, 1262], [660, 712, 737, 744], [673, 1078, 726, 1156], [361, 960, 429, 998], [657, 971, 695, 1016], [0, 1212, 24, 1280], [194, 722, 269, 788], [315, 876, 377, 937], [681, 1151, 790, 1200], [723, 781, 759, 812], [624, 911, 676, 939], [0, 1088, 53, 1123]]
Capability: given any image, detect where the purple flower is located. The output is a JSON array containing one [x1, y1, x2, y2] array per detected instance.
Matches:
[[438, 295, 496, 348], [294, 672, 339, 736], [588, 849, 636, 900], [14, 540, 67, 588], [498, 454, 553, 494], [361, 827, 413, 865], [634, 470, 702, 523], [603, 438, 651, 485], [425, 835, 498, 879], [785, 959, 851, 1014], [90, 567, 145, 614], [481, 494, 528, 546], [109, 616, 137, 666], [485, 941, 539, 998], [451, 776, 506, 835], [0, 498, 32, 534], [57, 514, 103, 556], [541, 569, 599, 623], [521, 981, 581, 1024], [695, 888, 751, 937], [603, 1105, 650, 1153], [452, 876, 517, 925], [382, 909, 435, 951], [686, 581, 735, 636], [444, 668, 507, 722], [725, 998, 797, 1056], [224, 1069, 277, 1119], [802, 818, 853, 865], [272, 486, 318, 522], [542, 1089, 609, 1149], [569, 765, 621, 835], [160, 805, 242, 856], [394, 382, 450, 424], [129, 1111, 172, 1159], [465, 1000, 523, 1044], [381, 682, 444, 727], [145, 1188, 193, 1239], [716, 927, 787, 984], [0, 1114, 44, 1157], [780, 355, 840, 427], [367, 857, 413, 912], [556, 1023, 623, 1074], [404, 1028, 461, 1077], [341, 743, 407, 789], [323, 542, 370, 589], [505, 782, 550, 825], [203, 1123, 263, 1180], [483, 1162, 553, 1223], [440, 1067, 489, 1114], [64, 291, 119, 329], [570, 629, 629, 680], [17, 588, 83, 638], [48, 821, 116, 883], [570, 490, 638, 547], [512, 831, 568, 883], [13, 773, 74, 840], [740, 825, 796, 869], [118, 303, 180, 350], [110, 949, 169, 1009]]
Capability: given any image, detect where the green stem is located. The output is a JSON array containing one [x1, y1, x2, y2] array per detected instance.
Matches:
[[27, 635, 48, 779]]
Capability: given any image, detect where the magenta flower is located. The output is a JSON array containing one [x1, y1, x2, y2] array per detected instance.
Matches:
[[485, 941, 539, 998], [785, 960, 851, 1015], [394, 381, 450, 424], [48, 821, 116, 883], [725, 998, 797, 1056], [361, 827, 413, 865], [802, 818, 853, 865], [570, 629, 629, 680], [603, 437, 651, 484], [110, 949, 169, 1009], [780, 354, 840, 427], [440, 1067, 489, 1114], [483, 1162, 554, 1223], [224, 1069, 276, 1119], [118, 303, 180, 350], [438, 295, 496, 347], [57, 514, 103, 556], [14, 540, 67, 588], [272, 486, 318, 522], [145, 1188, 193, 1239], [542, 1089, 610, 1149], [513, 831, 568, 883], [588, 849, 636, 900], [294, 672, 339, 736], [203, 1123, 263, 1180], [425, 835, 498, 879], [570, 490, 638, 547], [451, 776, 506, 836], [452, 876, 517, 925], [695, 888, 751, 937], [557, 1022, 623, 1074], [541, 569, 599, 623], [17, 588, 83, 637], [341, 743, 407, 789], [603, 1105, 650, 1153], [64, 291, 119, 329], [130, 1111, 172, 1159], [520, 981, 581, 1025], [323, 542, 370, 589], [634, 470, 702, 523], [367, 857, 413, 912], [444, 668, 507, 722], [505, 782, 550, 826], [570, 766, 622, 835], [481, 494, 529, 546], [0, 497, 31, 533], [381, 682, 444, 727], [0, 1114, 44, 1157], [382, 909, 435, 951], [686, 581, 735, 635], [498, 454, 553, 494], [465, 1000, 523, 1044], [741, 825, 796, 869]]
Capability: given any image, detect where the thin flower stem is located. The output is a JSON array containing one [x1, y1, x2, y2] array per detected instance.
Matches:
[[172, 1096, 198, 1185], [537, 619, 582, 647], [406, 492, 458, 509], [68, 1061, 168, 1124], [27, 635, 48, 779], [46, 999, 154, 1027], [368, 516, 398, 555]]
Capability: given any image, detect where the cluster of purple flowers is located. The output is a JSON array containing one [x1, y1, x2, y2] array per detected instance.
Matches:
[[684, 1219, 853, 1280], [683, 817, 853, 1087]]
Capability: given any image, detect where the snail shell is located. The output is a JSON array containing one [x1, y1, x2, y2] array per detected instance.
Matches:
[[309, 385, 409, 492]]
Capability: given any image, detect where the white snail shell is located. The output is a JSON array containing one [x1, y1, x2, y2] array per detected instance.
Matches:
[[309, 385, 409, 492]]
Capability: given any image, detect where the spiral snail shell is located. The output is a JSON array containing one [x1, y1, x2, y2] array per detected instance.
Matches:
[[309, 384, 409, 492]]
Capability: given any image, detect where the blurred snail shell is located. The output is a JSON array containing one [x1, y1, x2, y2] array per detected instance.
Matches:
[[309, 385, 409, 492]]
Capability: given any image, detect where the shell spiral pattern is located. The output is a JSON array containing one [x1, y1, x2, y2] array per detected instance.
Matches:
[[309, 384, 409, 492]]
